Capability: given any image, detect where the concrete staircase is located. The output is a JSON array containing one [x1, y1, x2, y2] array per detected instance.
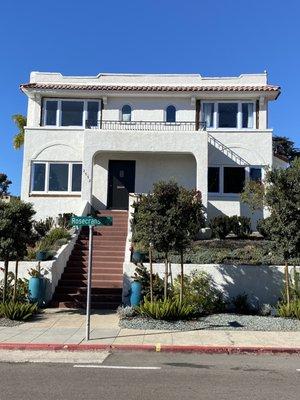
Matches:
[[51, 210, 128, 309]]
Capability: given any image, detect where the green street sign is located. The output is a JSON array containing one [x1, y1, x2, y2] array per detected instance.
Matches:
[[71, 215, 113, 227]]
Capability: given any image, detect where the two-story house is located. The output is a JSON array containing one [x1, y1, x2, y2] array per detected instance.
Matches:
[[20, 71, 281, 226]]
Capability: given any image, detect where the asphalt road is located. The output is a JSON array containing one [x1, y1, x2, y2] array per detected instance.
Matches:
[[0, 352, 300, 400]]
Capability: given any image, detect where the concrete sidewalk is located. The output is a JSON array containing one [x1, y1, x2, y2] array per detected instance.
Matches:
[[0, 309, 300, 352]]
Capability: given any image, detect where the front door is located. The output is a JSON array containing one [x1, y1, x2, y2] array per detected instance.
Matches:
[[107, 160, 136, 209]]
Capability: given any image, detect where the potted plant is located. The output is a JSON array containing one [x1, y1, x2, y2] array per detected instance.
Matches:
[[28, 263, 46, 306], [131, 242, 147, 264], [130, 276, 142, 307]]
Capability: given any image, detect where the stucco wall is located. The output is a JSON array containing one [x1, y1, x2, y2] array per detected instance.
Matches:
[[123, 262, 298, 307], [92, 152, 197, 209]]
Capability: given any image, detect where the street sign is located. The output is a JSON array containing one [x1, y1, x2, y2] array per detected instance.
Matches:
[[70, 214, 113, 341], [71, 215, 113, 227]]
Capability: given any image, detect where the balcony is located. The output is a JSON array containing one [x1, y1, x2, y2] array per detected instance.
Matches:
[[87, 120, 206, 131]]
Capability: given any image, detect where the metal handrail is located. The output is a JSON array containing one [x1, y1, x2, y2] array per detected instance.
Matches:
[[87, 120, 206, 131]]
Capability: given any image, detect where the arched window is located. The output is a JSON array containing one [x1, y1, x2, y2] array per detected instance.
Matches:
[[122, 105, 132, 122], [166, 105, 176, 123]]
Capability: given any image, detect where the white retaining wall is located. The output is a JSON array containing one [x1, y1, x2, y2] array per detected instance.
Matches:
[[0, 232, 79, 305], [123, 262, 299, 307]]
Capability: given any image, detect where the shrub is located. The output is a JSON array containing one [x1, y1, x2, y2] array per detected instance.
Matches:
[[137, 298, 197, 321], [132, 265, 165, 300], [256, 217, 272, 239], [173, 270, 226, 315], [0, 272, 29, 303], [232, 293, 253, 314], [57, 213, 73, 229], [209, 216, 232, 239], [277, 300, 300, 320], [33, 217, 54, 239], [39, 227, 71, 251], [0, 301, 39, 321], [230, 216, 251, 238]]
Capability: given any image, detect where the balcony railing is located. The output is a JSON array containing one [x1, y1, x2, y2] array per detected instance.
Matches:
[[87, 120, 206, 131]]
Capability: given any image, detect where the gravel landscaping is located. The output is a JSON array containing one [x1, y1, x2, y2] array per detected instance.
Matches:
[[0, 318, 23, 327], [119, 313, 300, 332]]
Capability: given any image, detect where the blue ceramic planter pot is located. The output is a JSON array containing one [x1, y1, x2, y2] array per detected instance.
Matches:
[[36, 251, 48, 261], [130, 281, 142, 307], [28, 277, 44, 306], [132, 251, 146, 264]]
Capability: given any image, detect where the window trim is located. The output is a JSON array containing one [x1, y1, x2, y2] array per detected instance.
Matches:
[[208, 165, 264, 197], [30, 161, 83, 195], [202, 101, 256, 130], [42, 98, 101, 128]]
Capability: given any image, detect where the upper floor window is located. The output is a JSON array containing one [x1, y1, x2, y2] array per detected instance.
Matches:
[[122, 105, 132, 122], [42, 99, 100, 128], [166, 105, 176, 123], [202, 102, 255, 129]]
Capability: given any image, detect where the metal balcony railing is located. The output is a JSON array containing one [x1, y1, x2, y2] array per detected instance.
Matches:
[[86, 120, 206, 131]]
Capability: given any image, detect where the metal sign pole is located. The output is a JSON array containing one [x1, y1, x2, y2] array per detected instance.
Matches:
[[86, 224, 93, 341]]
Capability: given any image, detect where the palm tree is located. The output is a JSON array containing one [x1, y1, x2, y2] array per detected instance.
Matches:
[[12, 114, 27, 149]]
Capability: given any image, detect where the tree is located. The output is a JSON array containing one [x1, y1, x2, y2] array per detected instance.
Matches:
[[273, 136, 300, 163], [0, 173, 12, 198], [0, 199, 36, 302], [263, 158, 300, 304], [12, 114, 27, 149], [131, 181, 205, 300]]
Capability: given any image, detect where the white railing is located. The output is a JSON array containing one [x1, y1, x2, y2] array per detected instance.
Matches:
[[87, 120, 206, 131]]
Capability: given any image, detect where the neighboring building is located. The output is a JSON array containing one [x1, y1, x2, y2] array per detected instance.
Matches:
[[20, 71, 281, 225]]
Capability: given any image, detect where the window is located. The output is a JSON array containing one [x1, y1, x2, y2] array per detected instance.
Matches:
[[202, 102, 255, 129], [61, 101, 84, 126], [49, 164, 69, 191], [166, 105, 176, 123], [224, 167, 245, 193], [218, 103, 238, 128], [242, 103, 254, 128], [32, 163, 46, 191], [208, 167, 220, 193], [42, 99, 101, 128], [72, 164, 83, 191], [250, 167, 262, 182], [45, 101, 57, 126], [203, 103, 214, 128], [87, 101, 99, 127], [122, 105, 132, 122], [31, 162, 82, 193]]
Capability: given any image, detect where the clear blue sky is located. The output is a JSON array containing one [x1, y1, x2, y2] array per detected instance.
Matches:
[[1, 0, 299, 195]]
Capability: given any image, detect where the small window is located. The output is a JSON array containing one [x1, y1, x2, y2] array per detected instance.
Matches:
[[49, 164, 69, 191], [45, 101, 57, 126], [250, 167, 262, 182], [242, 103, 254, 128], [61, 101, 84, 126], [203, 103, 214, 128], [208, 167, 220, 193], [32, 163, 46, 191], [218, 103, 238, 128], [122, 105, 132, 122], [166, 105, 176, 123], [72, 164, 82, 191], [87, 101, 99, 127], [224, 167, 245, 193]]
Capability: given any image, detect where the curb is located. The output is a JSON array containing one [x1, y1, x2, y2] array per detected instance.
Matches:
[[0, 343, 300, 354]]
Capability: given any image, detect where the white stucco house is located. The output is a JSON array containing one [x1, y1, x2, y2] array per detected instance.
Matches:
[[20, 71, 282, 225]]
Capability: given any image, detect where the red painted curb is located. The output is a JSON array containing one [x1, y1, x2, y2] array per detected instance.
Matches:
[[0, 343, 300, 354]]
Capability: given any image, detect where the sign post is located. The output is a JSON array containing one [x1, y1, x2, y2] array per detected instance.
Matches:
[[70, 215, 113, 341]]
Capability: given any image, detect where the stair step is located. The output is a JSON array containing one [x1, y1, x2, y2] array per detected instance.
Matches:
[[58, 280, 123, 288], [64, 267, 123, 274]]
